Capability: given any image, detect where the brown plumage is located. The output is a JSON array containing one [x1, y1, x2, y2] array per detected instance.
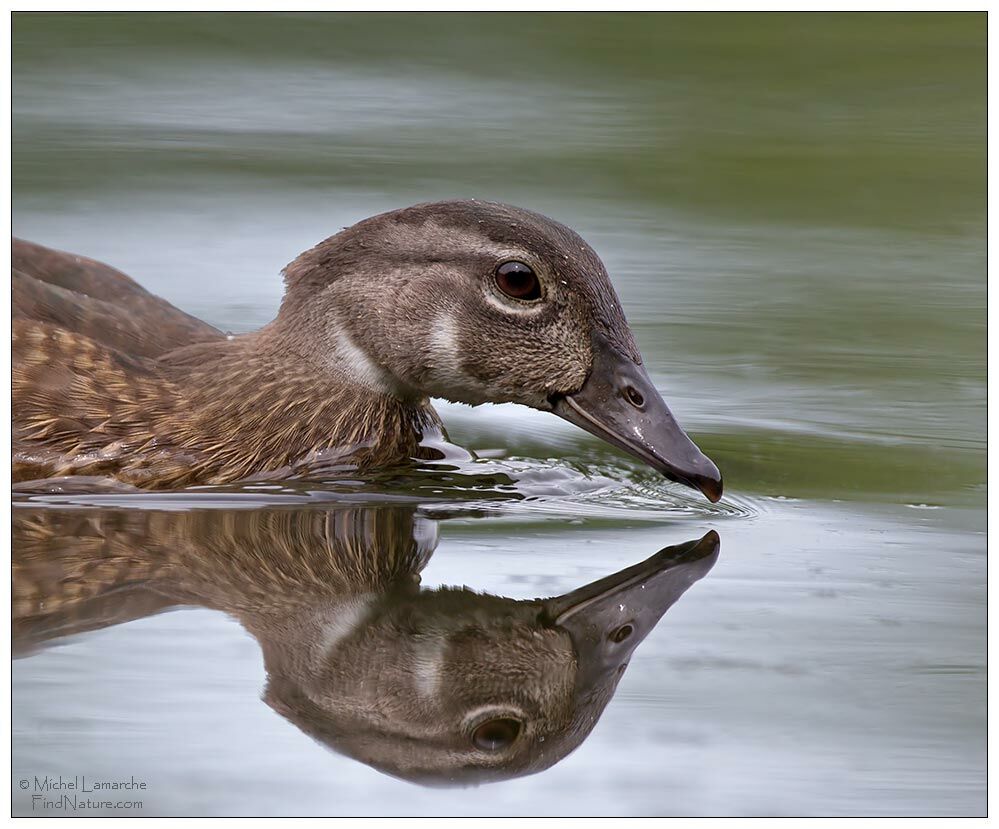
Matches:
[[13, 506, 435, 644], [13, 504, 718, 785], [13, 201, 724, 498]]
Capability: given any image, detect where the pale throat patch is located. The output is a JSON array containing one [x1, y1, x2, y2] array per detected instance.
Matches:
[[426, 311, 494, 403], [429, 312, 465, 384], [333, 327, 399, 395], [410, 635, 448, 698], [318, 593, 375, 657]]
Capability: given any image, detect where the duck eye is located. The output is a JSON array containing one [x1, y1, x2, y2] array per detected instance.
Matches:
[[495, 261, 541, 301], [471, 717, 522, 751]]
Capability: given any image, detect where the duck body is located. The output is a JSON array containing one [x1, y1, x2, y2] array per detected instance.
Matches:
[[13, 244, 441, 488], [13, 200, 723, 499]]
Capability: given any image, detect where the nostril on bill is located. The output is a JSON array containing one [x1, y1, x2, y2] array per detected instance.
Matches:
[[622, 385, 645, 409]]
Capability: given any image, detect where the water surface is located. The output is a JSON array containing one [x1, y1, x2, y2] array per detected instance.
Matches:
[[11, 12, 985, 816]]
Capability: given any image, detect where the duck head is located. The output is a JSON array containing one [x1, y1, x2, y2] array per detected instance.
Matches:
[[263, 529, 720, 786], [274, 200, 722, 502]]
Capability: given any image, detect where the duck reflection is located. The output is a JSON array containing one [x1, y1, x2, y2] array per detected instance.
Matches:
[[13, 505, 718, 785]]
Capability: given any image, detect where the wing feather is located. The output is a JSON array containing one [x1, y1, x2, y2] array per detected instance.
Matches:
[[12, 238, 224, 357]]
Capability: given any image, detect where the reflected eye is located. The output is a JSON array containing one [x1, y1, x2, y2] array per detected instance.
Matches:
[[471, 717, 522, 751], [495, 261, 541, 301]]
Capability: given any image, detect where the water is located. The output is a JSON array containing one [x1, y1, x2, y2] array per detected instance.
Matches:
[[11, 12, 985, 816]]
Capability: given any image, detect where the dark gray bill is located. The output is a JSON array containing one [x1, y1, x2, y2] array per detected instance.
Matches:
[[539, 530, 720, 696], [551, 338, 723, 502]]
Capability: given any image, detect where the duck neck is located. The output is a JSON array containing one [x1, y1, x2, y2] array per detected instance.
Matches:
[[261, 290, 425, 403], [159, 326, 442, 485]]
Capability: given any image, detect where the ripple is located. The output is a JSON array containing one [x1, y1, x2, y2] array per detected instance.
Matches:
[[13, 454, 765, 523]]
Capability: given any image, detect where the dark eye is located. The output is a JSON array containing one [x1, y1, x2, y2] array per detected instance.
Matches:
[[495, 261, 541, 301], [471, 717, 522, 751]]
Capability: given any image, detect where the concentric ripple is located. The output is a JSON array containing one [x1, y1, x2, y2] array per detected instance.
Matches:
[[13, 452, 764, 523]]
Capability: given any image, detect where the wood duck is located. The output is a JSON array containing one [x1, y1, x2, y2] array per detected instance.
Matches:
[[12, 200, 722, 500]]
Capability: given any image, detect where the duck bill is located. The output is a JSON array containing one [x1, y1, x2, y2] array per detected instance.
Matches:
[[540, 531, 720, 695], [551, 341, 723, 502]]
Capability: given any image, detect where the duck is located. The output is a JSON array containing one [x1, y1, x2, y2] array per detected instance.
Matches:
[[12, 200, 722, 500], [13, 503, 720, 784]]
